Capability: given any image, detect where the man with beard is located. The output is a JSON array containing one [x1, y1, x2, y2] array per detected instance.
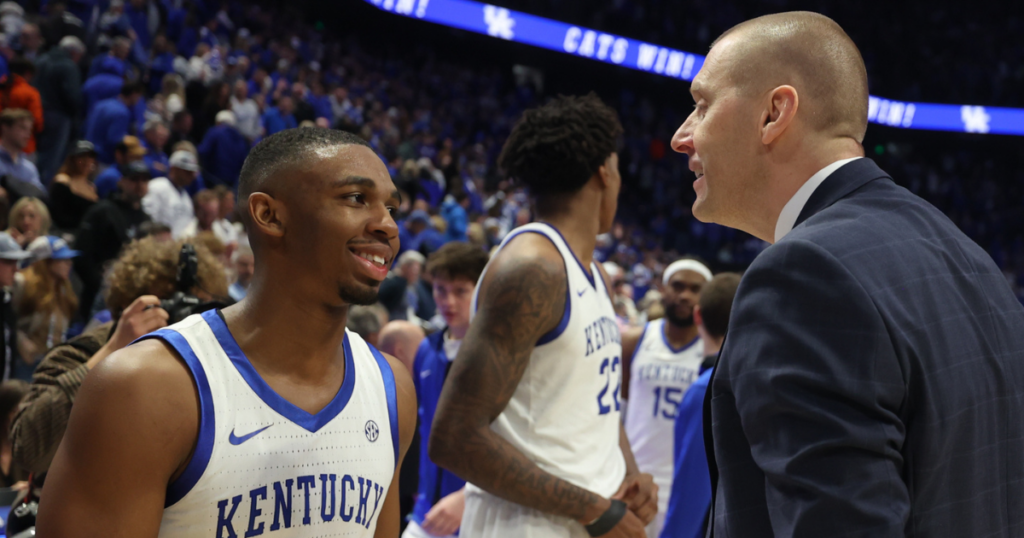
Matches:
[[621, 259, 711, 538], [39, 128, 417, 537]]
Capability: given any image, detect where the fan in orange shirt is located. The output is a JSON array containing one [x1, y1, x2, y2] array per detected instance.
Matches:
[[0, 58, 44, 155]]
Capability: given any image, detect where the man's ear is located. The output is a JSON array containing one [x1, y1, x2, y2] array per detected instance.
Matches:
[[596, 152, 619, 188], [694, 304, 704, 329], [247, 192, 287, 239], [761, 85, 799, 146]]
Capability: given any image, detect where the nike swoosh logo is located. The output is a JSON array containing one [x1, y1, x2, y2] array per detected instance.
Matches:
[[420, 370, 431, 378], [577, 288, 588, 297], [229, 425, 272, 445]]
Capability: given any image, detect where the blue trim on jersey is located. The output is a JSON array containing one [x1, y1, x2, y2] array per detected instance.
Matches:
[[204, 310, 357, 433], [662, 323, 701, 354], [501, 227, 571, 346], [542, 223, 596, 289], [368, 344, 400, 469], [136, 328, 216, 508]]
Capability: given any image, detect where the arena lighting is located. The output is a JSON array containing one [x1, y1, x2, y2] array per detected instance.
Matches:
[[364, 0, 1024, 136]]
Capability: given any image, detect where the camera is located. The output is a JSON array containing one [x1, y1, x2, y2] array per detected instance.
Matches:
[[160, 243, 229, 324]]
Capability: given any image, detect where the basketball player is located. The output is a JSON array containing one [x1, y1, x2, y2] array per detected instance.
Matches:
[[620, 259, 711, 538], [38, 128, 417, 537], [429, 94, 657, 538]]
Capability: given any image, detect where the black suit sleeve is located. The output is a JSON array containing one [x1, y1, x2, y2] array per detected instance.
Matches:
[[725, 239, 909, 536]]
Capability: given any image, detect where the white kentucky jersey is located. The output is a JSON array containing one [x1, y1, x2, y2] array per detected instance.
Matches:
[[624, 318, 703, 537], [468, 222, 626, 499], [143, 309, 399, 538]]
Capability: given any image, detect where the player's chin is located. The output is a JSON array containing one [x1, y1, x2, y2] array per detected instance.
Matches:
[[339, 280, 381, 306]]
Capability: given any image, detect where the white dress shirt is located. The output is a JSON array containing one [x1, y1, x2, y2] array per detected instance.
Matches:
[[142, 177, 195, 238], [774, 157, 861, 242]]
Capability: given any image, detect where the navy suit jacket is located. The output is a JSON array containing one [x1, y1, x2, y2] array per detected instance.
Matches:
[[704, 158, 1024, 537]]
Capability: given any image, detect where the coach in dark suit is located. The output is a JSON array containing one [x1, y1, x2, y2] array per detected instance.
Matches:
[[671, 11, 1024, 538]]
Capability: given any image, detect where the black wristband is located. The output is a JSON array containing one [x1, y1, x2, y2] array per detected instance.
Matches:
[[584, 499, 627, 537]]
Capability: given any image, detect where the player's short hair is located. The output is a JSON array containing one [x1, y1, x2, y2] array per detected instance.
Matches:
[[698, 272, 742, 339], [425, 241, 489, 284], [237, 128, 373, 226], [498, 93, 622, 197]]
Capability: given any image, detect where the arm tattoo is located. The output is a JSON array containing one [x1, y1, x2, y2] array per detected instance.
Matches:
[[430, 252, 603, 521]]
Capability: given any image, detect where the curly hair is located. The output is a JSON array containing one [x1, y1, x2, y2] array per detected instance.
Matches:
[[105, 237, 229, 318], [498, 93, 623, 197]]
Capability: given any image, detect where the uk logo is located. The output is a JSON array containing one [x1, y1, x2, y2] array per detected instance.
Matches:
[[961, 106, 991, 134], [365, 420, 380, 442], [483, 5, 515, 40]]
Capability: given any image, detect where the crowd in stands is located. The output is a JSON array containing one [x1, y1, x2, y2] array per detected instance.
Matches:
[[0, 0, 1007, 531]]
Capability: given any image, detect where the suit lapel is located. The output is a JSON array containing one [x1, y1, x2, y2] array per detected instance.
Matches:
[[793, 158, 891, 230]]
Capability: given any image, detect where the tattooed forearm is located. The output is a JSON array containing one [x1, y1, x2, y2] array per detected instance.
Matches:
[[429, 246, 606, 522]]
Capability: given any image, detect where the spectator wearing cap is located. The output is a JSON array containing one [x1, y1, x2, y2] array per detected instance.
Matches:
[[73, 159, 151, 322], [1, 58, 43, 156], [81, 57, 126, 115], [0, 233, 27, 380], [181, 188, 238, 249], [13, 236, 80, 379], [230, 79, 260, 141], [262, 94, 296, 136], [33, 35, 85, 185], [141, 120, 170, 178], [93, 135, 147, 199], [142, 150, 199, 237], [0, 109, 43, 194], [49, 141, 99, 233], [84, 81, 144, 166], [197, 110, 250, 188]]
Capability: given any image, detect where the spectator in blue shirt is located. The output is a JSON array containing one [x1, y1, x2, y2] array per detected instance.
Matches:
[[405, 242, 490, 538], [261, 95, 296, 136], [123, 0, 152, 49], [662, 273, 741, 538], [81, 59, 125, 115], [94, 136, 147, 199], [141, 120, 170, 179], [0, 109, 44, 194], [86, 36, 130, 79], [197, 110, 250, 187], [440, 191, 470, 243], [397, 209, 444, 256], [85, 81, 144, 165]]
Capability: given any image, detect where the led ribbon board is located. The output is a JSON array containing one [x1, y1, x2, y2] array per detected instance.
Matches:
[[365, 0, 1024, 136]]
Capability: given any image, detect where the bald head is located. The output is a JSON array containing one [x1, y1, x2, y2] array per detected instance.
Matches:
[[378, 321, 425, 373], [713, 11, 868, 142]]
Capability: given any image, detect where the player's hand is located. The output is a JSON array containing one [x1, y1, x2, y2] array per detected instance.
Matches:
[[421, 489, 465, 536], [613, 472, 658, 525], [107, 296, 170, 351]]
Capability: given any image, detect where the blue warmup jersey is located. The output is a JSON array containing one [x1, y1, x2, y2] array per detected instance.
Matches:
[[660, 367, 713, 538], [410, 329, 466, 525]]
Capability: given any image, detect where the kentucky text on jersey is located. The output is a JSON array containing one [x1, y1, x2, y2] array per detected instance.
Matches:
[[585, 316, 622, 357], [635, 363, 699, 386], [215, 473, 385, 538]]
